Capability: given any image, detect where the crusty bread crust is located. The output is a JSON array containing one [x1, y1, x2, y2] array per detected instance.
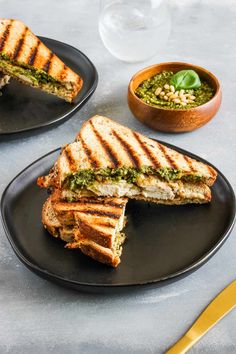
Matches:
[[42, 198, 61, 227], [37, 166, 59, 189]]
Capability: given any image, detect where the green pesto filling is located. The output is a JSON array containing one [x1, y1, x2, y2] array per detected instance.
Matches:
[[0, 53, 59, 85], [135, 71, 215, 109], [112, 232, 125, 257], [64, 167, 202, 191]]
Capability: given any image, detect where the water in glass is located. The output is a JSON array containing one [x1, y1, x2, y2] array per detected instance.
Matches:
[[99, 0, 171, 63]]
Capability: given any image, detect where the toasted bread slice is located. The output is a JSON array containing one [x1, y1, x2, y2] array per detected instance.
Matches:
[[42, 197, 76, 243], [42, 193, 127, 267], [0, 19, 83, 102], [41, 115, 216, 187], [51, 189, 127, 249], [38, 116, 216, 204], [76, 116, 216, 184]]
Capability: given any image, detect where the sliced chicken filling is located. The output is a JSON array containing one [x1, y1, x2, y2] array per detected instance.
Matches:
[[86, 175, 210, 201]]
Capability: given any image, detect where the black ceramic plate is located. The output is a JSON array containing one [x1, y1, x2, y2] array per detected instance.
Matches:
[[0, 37, 98, 135], [1, 142, 235, 292]]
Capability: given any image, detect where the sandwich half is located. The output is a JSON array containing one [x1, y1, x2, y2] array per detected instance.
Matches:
[[38, 115, 217, 204], [42, 191, 128, 267], [0, 19, 83, 102]]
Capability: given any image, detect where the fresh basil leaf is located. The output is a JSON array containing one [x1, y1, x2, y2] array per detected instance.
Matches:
[[170, 70, 201, 90]]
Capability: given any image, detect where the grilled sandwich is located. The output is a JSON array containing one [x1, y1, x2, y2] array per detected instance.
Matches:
[[0, 19, 83, 102], [42, 190, 128, 267], [38, 115, 217, 204]]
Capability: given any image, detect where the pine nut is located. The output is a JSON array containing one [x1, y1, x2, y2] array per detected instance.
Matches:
[[179, 89, 185, 95], [173, 98, 181, 103], [155, 87, 162, 96], [160, 91, 165, 96], [190, 95, 196, 100], [163, 95, 168, 100], [181, 95, 188, 102], [170, 85, 175, 92], [164, 84, 170, 90], [170, 94, 178, 99]]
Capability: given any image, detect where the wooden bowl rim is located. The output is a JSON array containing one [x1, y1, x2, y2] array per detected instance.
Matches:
[[128, 61, 221, 112]]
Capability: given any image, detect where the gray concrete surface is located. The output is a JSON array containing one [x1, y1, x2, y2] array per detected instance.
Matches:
[[0, 0, 235, 353]]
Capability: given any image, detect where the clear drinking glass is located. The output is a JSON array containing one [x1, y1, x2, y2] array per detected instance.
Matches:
[[99, 0, 171, 63]]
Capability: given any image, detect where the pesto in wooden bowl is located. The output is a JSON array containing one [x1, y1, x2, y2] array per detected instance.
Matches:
[[135, 70, 214, 110]]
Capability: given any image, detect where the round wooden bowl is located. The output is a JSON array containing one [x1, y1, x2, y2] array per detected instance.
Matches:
[[128, 62, 222, 133]]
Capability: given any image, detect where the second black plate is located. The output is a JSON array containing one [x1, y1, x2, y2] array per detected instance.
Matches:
[[1, 142, 235, 292], [0, 37, 98, 135]]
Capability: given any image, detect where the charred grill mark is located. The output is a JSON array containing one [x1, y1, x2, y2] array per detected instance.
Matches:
[[133, 132, 161, 168], [183, 155, 196, 172], [78, 218, 115, 232], [13, 27, 28, 60], [90, 121, 120, 168], [91, 200, 125, 209], [59, 64, 67, 80], [56, 199, 124, 210], [28, 39, 40, 66], [158, 143, 178, 169], [64, 148, 77, 172], [112, 130, 141, 168], [79, 136, 100, 168], [43, 52, 53, 73], [0, 20, 12, 51], [94, 221, 115, 228], [74, 209, 120, 219], [77, 219, 114, 247]]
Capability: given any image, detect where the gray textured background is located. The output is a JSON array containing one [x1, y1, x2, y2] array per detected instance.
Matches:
[[0, 0, 236, 353]]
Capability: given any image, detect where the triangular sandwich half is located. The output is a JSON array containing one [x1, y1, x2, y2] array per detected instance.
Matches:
[[38, 115, 217, 204], [0, 19, 83, 102], [42, 191, 128, 267]]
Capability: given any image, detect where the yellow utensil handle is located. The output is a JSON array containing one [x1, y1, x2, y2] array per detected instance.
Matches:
[[166, 280, 236, 354], [165, 335, 194, 354]]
